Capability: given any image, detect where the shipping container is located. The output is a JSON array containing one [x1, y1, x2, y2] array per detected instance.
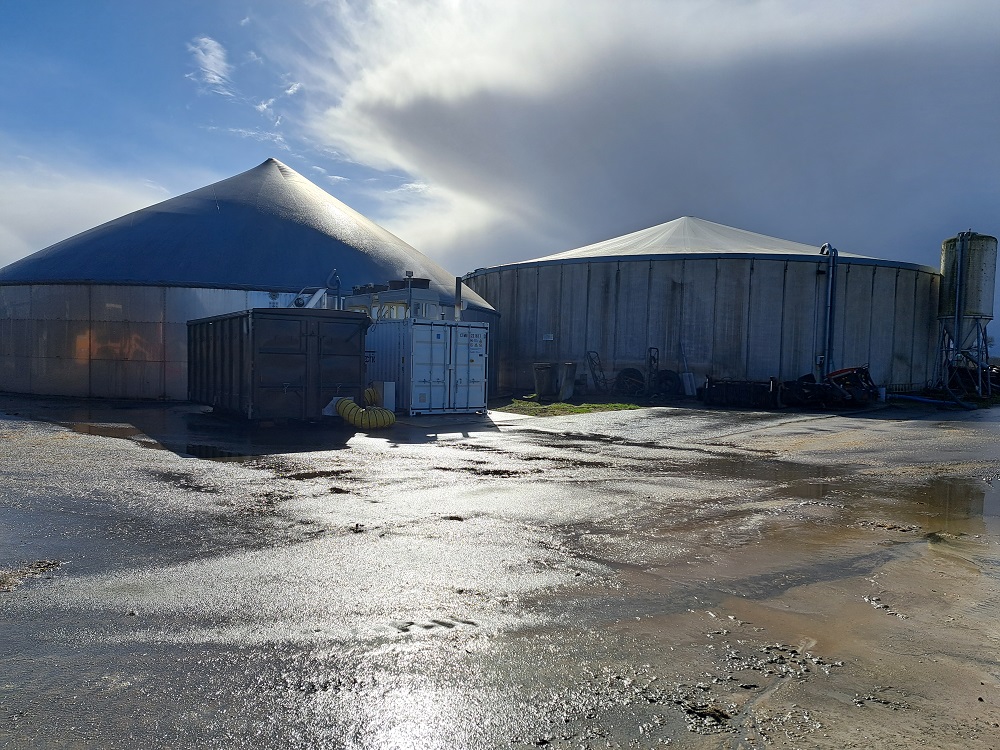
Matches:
[[365, 319, 489, 415], [188, 308, 370, 420]]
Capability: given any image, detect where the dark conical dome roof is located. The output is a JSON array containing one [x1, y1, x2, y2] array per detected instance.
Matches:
[[0, 158, 490, 309]]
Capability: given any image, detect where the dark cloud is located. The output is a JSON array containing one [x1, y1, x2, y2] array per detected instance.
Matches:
[[344, 36, 999, 283]]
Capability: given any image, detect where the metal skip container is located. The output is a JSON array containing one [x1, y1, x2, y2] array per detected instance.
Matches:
[[365, 319, 489, 415], [187, 308, 370, 420]]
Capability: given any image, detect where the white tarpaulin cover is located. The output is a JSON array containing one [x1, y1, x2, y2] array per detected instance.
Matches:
[[533, 216, 870, 262]]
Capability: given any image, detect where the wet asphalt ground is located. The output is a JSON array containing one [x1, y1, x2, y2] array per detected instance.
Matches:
[[1, 396, 999, 749]]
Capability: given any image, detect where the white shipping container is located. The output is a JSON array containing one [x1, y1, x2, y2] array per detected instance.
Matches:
[[365, 319, 489, 415]]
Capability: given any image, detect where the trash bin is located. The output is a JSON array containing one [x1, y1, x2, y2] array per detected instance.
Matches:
[[532, 363, 556, 399], [557, 362, 577, 401]]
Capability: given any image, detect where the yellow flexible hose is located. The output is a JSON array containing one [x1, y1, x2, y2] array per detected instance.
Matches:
[[335, 397, 396, 430]]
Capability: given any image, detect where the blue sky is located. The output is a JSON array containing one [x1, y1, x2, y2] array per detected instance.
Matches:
[[2, 0, 999, 315]]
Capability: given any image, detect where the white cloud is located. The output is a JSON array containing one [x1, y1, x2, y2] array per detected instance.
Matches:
[[0, 159, 171, 267], [186, 36, 234, 96], [257, 0, 1000, 283], [284, 82, 302, 96], [391, 182, 429, 195], [205, 126, 289, 150]]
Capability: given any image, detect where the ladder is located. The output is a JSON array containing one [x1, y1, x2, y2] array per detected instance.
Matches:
[[586, 351, 609, 393]]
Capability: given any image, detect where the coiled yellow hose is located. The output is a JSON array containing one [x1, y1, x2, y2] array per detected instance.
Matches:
[[335, 397, 396, 430]]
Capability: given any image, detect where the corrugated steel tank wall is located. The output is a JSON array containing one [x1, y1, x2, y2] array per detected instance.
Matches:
[[465, 257, 940, 393], [0, 284, 295, 400], [938, 233, 997, 320]]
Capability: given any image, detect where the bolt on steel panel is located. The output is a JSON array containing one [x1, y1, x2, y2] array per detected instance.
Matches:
[[164, 361, 187, 401], [839, 264, 875, 370], [912, 272, 938, 385], [558, 262, 590, 364], [31, 319, 92, 361], [89, 360, 165, 399], [781, 261, 821, 380], [0, 285, 30, 317], [890, 271, 917, 386], [712, 259, 751, 380], [679, 260, 717, 371], [0, 355, 29, 393], [649, 260, 685, 372], [513, 267, 540, 366], [534, 264, 563, 362], [614, 261, 653, 368], [867, 267, 898, 384], [0, 318, 32, 358], [164, 322, 188, 363], [30, 284, 89, 321], [165, 287, 249, 324], [644, 261, 670, 369], [745, 259, 786, 381], [90, 285, 164, 323], [584, 262, 618, 375], [30, 356, 90, 397], [89, 321, 164, 362]]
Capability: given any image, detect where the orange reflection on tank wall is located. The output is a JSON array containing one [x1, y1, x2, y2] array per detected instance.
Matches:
[[74, 330, 90, 364]]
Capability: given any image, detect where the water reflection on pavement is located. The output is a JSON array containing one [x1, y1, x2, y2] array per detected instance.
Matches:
[[1, 397, 998, 748]]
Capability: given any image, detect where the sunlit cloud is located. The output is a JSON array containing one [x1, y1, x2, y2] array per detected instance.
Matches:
[[206, 126, 289, 149], [186, 36, 234, 96], [284, 82, 302, 96], [392, 182, 429, 195], [258, 0, 1000, 280]]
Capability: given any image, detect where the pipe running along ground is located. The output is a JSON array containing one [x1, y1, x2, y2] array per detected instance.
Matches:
[[334, 396, 396, 430]]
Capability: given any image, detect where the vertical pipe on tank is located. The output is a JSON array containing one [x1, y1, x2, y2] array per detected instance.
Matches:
[[952, 232, 967, 352], [326, 268, 341, 310], [819, 243, 838, 378]]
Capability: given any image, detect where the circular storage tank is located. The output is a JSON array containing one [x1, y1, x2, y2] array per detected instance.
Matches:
[[0, 158, 495, 400], [464, 216, 942, 394], [938, 232, 997, 320]]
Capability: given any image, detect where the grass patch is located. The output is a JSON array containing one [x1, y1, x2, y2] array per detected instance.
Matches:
[[490, 395, 645, 417]]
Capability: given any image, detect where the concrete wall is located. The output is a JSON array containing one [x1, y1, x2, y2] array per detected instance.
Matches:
[[465, 257, 941, 394], [0, 285, 296, 400]]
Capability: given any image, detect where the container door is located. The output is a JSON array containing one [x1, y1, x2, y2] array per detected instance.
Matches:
[[450, 324, 488, 411], [317, 317, 366, 412], [410, 321, 449, 413], [254, 316, 307, 419]]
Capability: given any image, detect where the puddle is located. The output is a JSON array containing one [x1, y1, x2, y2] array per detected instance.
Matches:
[[181, 444, 254, 462], [65, 422, 144, 440], [64, 421, 171, 452]]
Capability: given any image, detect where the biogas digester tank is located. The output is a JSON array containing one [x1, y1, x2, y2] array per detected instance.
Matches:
[[938, 232, 997, 325]]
